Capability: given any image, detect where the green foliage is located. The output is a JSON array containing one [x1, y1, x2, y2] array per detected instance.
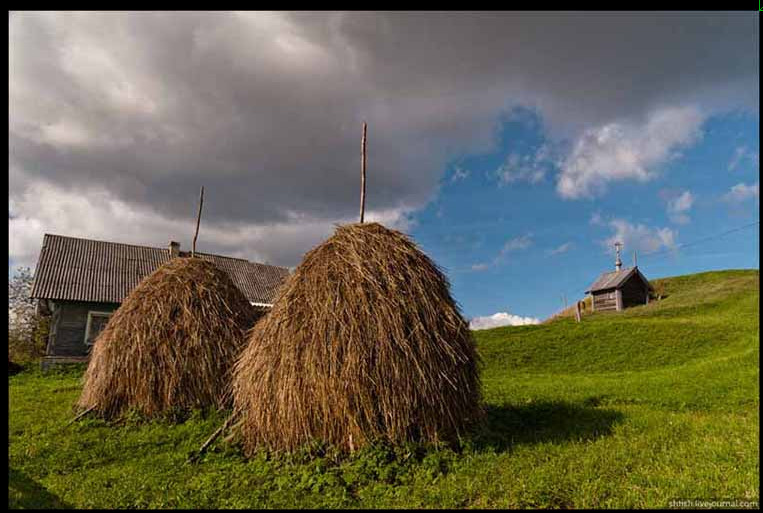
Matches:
[[8, 269, 760, 508]]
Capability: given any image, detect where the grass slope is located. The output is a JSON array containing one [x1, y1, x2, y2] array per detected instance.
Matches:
[[8, 269, 759, 508]]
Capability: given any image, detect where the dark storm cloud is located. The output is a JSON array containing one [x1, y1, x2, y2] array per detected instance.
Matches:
[[8, 11, 758, 265]]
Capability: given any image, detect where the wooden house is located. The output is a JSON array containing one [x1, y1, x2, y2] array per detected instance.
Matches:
[[30, 234, 290, 368], [586, 244, 652, 312]]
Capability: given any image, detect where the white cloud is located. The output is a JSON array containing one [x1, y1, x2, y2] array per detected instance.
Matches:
[[501, 234, 533, 253], [493, 234, 533, 265], [547, 242, 572, 256], [723, 182, 759, 202], [557, 106, 705, 199], [496, 145, 552, 186], [469, 311, 541, 330], [466, 234, 533, 271], [728, 145, 759, 172], [666, 190, 694, 224], [589, 211, 604, 226], [603, 218, 677, 256], [450, 166, 470, 183]]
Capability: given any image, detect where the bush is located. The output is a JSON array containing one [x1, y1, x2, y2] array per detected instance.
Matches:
[[8, 267, 49, 363], [651, 280, 666, 300]]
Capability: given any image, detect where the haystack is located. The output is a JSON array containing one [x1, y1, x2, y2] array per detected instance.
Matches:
[[232, 222, 482, 454], [78, 257, 259, 419]]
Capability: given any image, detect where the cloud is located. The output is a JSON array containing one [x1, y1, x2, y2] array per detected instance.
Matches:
[[666, 190, 694, 224], [603, 218, 677, 256], [496, 145, 552, 185], [501, 235, 533, 253], [547, 242, 573, 256], [450, 166, 470, 183], [7, 180, 414, 272], [9, 12, 758, 266], [557, 106, 705, 199], [495, 234, 533, 262], [468, 234, 533, 271], [723, 182, 759, 202], [728, 145, 759, 172], [469, 311, 541, 330]]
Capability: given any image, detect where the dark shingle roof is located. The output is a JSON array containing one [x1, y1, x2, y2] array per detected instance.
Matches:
[[586, 266, 651, 293], [30, 234, 289, 305]]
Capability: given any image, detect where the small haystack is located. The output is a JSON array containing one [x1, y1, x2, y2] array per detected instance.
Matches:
[[232, 222, 482, 454], [78, 257, 259, 419]]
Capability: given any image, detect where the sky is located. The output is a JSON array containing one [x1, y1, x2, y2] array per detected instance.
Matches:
[[9, 11, 760, 325]]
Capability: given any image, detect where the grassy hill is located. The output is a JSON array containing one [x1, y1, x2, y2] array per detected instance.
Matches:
[[8, 269, 759, 508]]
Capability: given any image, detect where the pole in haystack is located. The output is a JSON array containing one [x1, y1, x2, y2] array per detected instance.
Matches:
[[192, 186, 204, 258], [360, 122, 367, 223], [187, 413, 237, 464]]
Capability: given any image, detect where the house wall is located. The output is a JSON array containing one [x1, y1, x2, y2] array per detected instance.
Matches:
[[46, 300, 269, 357], [592, 290, 618, 312], [620, 274, 649, 308], [47, 301, 120, 357]]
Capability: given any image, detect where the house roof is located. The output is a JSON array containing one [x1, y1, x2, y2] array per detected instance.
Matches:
[[586, 266, 651, 293], [30, 234, 290, 305]]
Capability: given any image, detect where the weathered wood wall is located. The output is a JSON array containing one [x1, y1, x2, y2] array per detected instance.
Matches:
[[620, 275, 649, 308], [46, 301, 119, 357], [592, 290, 618, 311]]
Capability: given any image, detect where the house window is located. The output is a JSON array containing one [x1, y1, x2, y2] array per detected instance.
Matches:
[[84, 311, 112, 346], [608, 291, 616, 299]]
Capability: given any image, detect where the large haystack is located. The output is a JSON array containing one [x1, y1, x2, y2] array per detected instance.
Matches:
[[232, 222, 482, 454], [78, 257, 259, 419]]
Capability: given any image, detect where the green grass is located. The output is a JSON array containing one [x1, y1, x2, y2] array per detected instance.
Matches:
[[8, 269, 760, 508]]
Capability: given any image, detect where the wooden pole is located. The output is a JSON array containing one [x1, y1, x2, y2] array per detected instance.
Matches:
[[187, 414, 235, 464], [65, 405, 96, 427], [192, 186, 204, 258], [574, 301, 581, 323], [359, 122, 367, 223]]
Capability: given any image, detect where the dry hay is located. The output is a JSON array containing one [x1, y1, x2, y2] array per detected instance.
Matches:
[[78, 257, 259, 419], [232, 222, 482, 454]]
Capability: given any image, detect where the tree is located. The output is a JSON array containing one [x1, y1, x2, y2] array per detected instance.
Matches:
[[8, 267, 48, 362]]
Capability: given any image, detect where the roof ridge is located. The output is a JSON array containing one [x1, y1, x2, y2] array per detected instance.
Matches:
[[191, 251, 288, 270], [44, 233, 168, 253], [247, 260, 290, 272], [187, 250, 249, 263], [44, 233, 285, 270]]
